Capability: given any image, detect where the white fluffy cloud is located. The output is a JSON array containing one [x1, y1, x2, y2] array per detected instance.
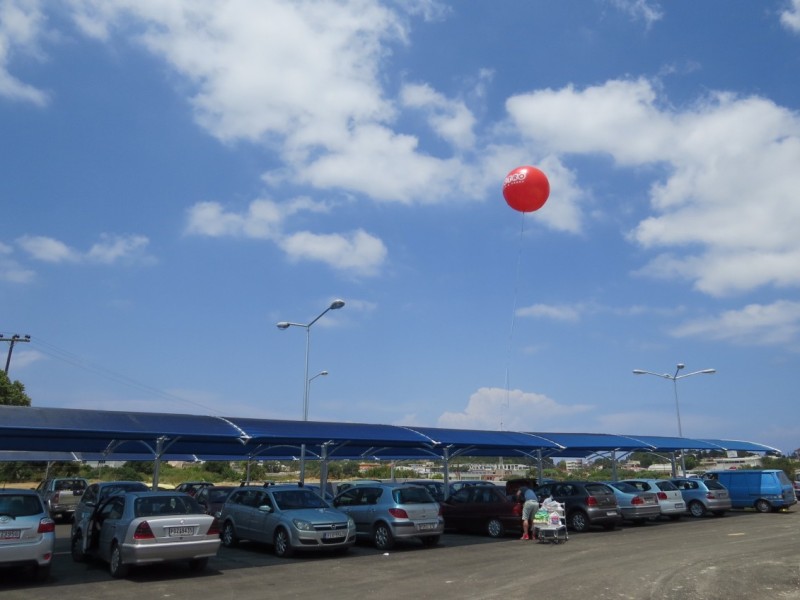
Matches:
[[185, 197, 387, 276], [673, 300, 800, 346], [16, 234, 152, 265], [0, 0, 49, 105], [438, 387, 594, 431], [781, 0, 800, 32], [507, 78, 800, 297]]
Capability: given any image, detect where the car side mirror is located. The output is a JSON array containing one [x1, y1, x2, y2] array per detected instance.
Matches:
[[258, 504, 273, 513]]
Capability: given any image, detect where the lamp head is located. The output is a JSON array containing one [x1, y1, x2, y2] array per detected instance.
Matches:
[[632, 369, 646, 375], [276, 322, 290, 330], [700, 369, 716, 374], [330, 299, 345, 310], [676, 363, 685, 370]]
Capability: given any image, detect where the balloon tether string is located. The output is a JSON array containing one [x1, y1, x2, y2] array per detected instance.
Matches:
[[503, 211, 526, 429]]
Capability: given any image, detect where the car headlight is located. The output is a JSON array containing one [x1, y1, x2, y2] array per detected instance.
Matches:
[[292, 519, 313, 531], [348, 517, 356, 529]]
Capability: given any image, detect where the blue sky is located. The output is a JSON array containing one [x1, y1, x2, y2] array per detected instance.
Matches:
[[2, 0, 799, 455]]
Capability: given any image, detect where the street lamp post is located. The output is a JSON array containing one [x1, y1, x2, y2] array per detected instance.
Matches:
[[632, 363, 716, 476], [277, 300, 344, 485]]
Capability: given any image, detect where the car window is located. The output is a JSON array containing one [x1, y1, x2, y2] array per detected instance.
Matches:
[[625, 481, 647, 492], [334, 489, 360, 507], [394, 486, 435, 504], [610, 482, 637, 494], [704, 480, 725, 491], [55, 479, 86, 491], [656, 481, 678, 491], [83, 484, 99, 504], [273, 489, 326, 510], [0, 494, 42, 517], [449, 488, 471, 504], [585, 483, 611, 495]]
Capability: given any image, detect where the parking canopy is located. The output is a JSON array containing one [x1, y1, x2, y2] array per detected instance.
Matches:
[[0, 405, 781, 461]]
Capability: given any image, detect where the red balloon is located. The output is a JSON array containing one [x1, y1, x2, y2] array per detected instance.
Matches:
[[502, 166, 550, 212]]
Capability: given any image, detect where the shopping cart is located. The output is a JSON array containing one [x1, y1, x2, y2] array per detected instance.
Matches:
[[533, 502, 568, 544]]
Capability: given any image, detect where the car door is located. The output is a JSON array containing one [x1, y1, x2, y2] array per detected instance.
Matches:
[[442, 488, 473, 531], [334, 488, 371, 536], [96, 496, 126, 562], [249, 490, 276, 544]]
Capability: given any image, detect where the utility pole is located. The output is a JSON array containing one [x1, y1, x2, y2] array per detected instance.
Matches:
[[1, 334, 31, 374]]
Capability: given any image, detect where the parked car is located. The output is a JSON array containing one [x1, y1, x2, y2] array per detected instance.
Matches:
[[603, 481, 661, 525], [175, 482, 215, 497], [534, 481, 622, 532], [670, 477, 732, 517], [194, 485, 236, 516], [706, 469, 797, 512], [35, 477, 89, 522], [71, 491, 220, 577], [440, 484, 520, 537], [71, 481, 150, 540], [333, 482, 444, 550], [0, 488, 56, 582], [219, 484, 355, 557], [619, 479, 686, 520]]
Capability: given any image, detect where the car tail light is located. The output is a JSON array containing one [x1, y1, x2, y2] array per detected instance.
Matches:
[[657, 492, 668, 501], [706, 492, 716, 499], [586, 496, 598, 507], [134, 521, 155, 540], [208, 517, 220, 536], [51, 492, 60, 503], [388, 508, 409, 519], [38, 518, 55, 534], [630, 496, 644, 505]]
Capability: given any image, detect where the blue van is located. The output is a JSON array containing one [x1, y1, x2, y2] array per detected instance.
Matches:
[[706, 470, 796, 513]]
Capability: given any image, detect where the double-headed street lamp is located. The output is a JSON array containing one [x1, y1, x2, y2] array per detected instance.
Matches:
[[632, 363, 716, 476], [277, 300, 345, 485]]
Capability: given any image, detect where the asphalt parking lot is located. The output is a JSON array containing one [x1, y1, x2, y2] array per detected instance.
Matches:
[[1, 509, 798, 600]]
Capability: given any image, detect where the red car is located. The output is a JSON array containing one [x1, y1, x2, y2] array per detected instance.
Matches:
[[441, 484, 520, 538]]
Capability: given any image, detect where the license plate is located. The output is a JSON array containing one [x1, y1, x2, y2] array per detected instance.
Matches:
[[0, 530, 21, 540], [606, 511, 618, 517], [323, 530, 346, 539], [168, 526, 194, 537], [675, 503, 684, 509], [417, 522, 437, 531]]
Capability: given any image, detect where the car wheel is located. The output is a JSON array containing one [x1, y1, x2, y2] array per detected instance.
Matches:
[[421, 535, 440, 547], [221, 521, 238, 548], [35, 564, 51, 582], [71, 532, 87, 563], [755, 499, 772, 513], [569, 511, 589, 533], [486, 518, 505, 538], [109, 542, 129, 578], [373, 522, 395, 550], [689, 501, 707, 518], [273, 528, 294, 558], [189, 557, 208, 572]]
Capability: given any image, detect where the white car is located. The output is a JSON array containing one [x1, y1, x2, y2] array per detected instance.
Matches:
[[0, 489, 56, 582], [620, 479, 687, 520]]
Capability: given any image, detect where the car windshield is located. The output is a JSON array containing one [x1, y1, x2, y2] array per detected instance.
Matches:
[[393, 487, 435, 504], [0, 494, 42, 517], [134, 495, 202, 517], [272, 490, 327, 510], [100, 483, 148, 500], [55, 479, 86, 491]]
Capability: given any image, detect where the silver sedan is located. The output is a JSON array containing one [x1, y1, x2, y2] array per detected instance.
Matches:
[[71, 491, 221, 578]]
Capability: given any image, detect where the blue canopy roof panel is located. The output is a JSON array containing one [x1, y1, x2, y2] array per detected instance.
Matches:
[[0, 405, 781, 461]]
